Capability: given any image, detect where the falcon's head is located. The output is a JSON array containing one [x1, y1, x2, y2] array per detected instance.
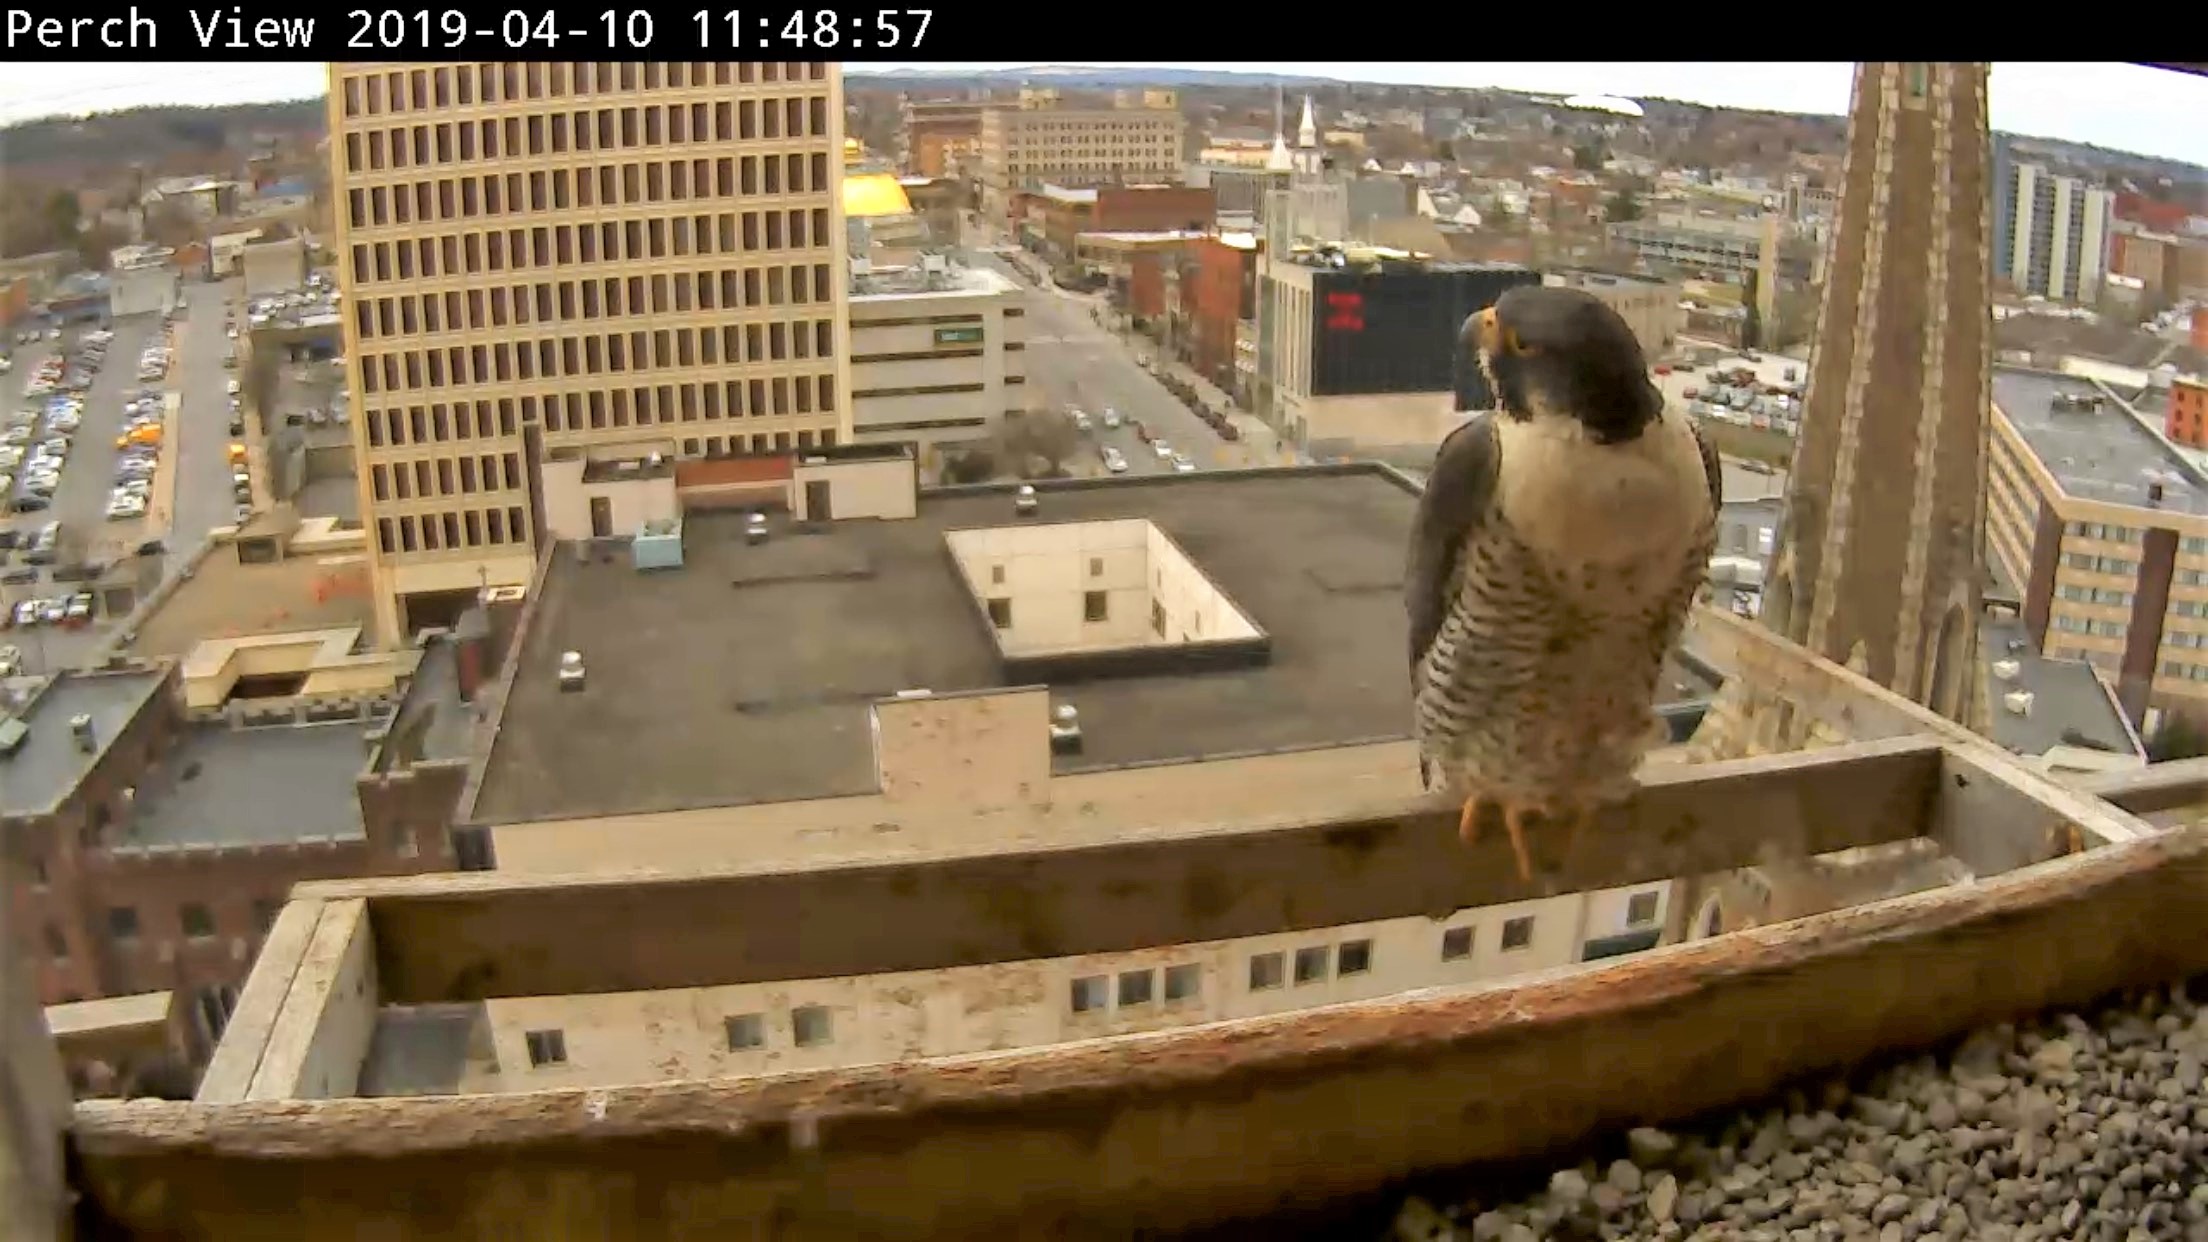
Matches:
[[1464, 285, 1663, 445]]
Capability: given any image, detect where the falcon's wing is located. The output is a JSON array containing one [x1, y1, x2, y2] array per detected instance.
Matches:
[[1406, 413, 1503, 683], [1690, 416, 1724, 511]]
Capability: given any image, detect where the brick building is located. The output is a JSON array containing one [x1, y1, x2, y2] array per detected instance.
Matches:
[[2171, 375, 2208, 448], [1, 651, 473, 1060], [1023, 184, 1215, 268], [1188, 232, 1259, 386]]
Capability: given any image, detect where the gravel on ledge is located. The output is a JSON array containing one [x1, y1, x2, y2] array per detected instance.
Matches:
[[1394, 979, 2208, 1242]]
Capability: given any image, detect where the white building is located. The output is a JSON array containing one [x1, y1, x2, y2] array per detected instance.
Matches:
[[106, 245, 177, 318], [847, 258, 1027, 471], [1994, 154, 2113, 304]]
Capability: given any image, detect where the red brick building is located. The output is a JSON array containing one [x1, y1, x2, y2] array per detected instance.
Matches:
[[1189, 234, 1259, 386], [2, 654, 473, 1060], [2171, 376, 2208, 449], [1030, 184, 1215, 265]]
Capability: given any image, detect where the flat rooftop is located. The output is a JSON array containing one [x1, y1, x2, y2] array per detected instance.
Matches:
[[0, 671, 166, 817], [471, 469, 1413, 823], [1978, 613, 2139, 761], [472, 467, 1723, 825], [126, 542, 375, 660], [113, 723, 369, 850], [1991, 368, 2208, 514]]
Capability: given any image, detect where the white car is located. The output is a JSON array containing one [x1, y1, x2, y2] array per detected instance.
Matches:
[[1152, 439, 1173, 460], [1102, 448, 1129, 475], [1172, 454, 1197, 474], [12, 601, 42, 627], [1102, 408, 1123, 430]]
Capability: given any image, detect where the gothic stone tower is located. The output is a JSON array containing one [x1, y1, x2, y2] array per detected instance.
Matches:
[[1697, 63, 1995, 758]]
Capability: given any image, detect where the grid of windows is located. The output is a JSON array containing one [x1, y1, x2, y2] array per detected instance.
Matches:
[[329, 62, 847, 575]]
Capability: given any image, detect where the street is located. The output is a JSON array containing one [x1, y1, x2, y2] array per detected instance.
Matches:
[[168, 279, 247, 557], [968, 249, 1266, 478]]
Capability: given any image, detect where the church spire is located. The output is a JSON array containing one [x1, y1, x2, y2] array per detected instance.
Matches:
[[1267, 85, 1292, 174], [1297, 95, 1319, 149]]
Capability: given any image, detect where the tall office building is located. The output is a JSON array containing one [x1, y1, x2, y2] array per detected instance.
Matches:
[[976, 87, 1186, 222], [326, 63, 850, 643], [1992, 147, 2112, 303]]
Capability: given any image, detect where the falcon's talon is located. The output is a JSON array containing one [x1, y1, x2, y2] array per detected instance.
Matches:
[[1502, 803, 1540, 883], [1457, 794, 1485, 846]]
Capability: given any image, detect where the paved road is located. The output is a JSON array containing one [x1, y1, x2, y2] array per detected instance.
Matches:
[[970, 250, 1245, 478], [168, 279, 244, 558]]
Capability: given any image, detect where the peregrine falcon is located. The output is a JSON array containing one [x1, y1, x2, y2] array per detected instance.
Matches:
[[1406, 285, 1723, 881]]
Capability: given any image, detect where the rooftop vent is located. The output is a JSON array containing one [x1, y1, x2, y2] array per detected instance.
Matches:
[[1049, 703, 1083, 755], [70, 712, 97, 753], [1993, 659, 2022, 682], [2003, 690, 2035, 717], [557, 651, 586, 693], [1014, 484, 1039, 516]]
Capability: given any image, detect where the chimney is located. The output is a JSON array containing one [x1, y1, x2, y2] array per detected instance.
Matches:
[[70, 713, 97, 753]]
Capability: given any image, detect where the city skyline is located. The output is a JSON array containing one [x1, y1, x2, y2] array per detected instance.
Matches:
[[2, 62, 2205, 168]]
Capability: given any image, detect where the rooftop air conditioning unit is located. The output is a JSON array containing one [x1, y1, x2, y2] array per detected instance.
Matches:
[[2003, 690, 2035, 717], [1993, 659, 2021, 682], [1049, 703, 1083, 754], [557, 651, 586, 692]]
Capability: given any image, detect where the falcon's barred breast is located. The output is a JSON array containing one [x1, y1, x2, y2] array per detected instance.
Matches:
[[1406, 286, 1723, 851]]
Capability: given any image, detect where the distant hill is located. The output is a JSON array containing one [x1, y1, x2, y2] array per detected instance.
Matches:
[[0, 100, 325, 179], [851, 65, 1338, 89]]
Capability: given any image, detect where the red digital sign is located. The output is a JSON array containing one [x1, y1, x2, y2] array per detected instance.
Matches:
[[1324, 291, 1365, 332]]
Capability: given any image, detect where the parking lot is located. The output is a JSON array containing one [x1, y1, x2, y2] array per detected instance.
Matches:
[[1, 284, 256, 673]]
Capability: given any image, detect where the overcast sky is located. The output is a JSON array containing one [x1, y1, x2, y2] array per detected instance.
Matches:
[[1, 62, 2203, 167]]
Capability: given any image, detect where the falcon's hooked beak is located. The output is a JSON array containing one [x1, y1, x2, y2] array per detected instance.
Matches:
[[1474, 308, 1529, 360]]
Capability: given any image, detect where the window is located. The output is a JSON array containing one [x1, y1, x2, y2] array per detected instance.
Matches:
[[1337, 939, 1373, 976], [181, 904, 217, 939], [1442, 926, 1473, 960], [1164, 963, 1201, 1002], [1626, 891, 1661, 926], [1501, 916, 1535, 951], [1293, 946, 1330, 985], [1084, 591, 1109, 623], [525, 1029, 567, 1067], [987, 597, 1012, 629], [1117, 969, 1154, 1007], [792, 1004, 833, 1047], [1248, 952, 1284, 991], [990, 563, 1005, 585], [1088, 556, 1103, 578], [108, 907, 140, 940], [1070, 975, 1109, 1013], [724, 1013, 765, 1049]]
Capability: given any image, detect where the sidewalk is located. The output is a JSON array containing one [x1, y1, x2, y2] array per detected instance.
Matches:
[[1135, 344, 1299, 469]]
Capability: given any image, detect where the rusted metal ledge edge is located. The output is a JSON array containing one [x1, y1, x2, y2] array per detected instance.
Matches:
[[74, 824, 2208, 1161]]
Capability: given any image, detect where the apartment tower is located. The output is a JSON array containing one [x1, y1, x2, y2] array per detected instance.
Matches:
[[326, 62, 850, 644], [1697, 62, 1995, 757]]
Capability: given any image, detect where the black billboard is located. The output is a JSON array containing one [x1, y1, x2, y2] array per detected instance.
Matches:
[[1306, 265, 1542, 408]]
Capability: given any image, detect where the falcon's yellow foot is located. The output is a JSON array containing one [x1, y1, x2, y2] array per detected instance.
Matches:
[[1500, 803, 1540, 884], [1457, 793, 1485, 846]]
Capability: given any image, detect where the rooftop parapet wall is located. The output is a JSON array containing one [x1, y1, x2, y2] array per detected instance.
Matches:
[[60, 719, 2205, 1240]]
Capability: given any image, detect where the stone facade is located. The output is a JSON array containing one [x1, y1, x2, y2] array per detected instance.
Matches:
[[1696, 63, 1995, 762]]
